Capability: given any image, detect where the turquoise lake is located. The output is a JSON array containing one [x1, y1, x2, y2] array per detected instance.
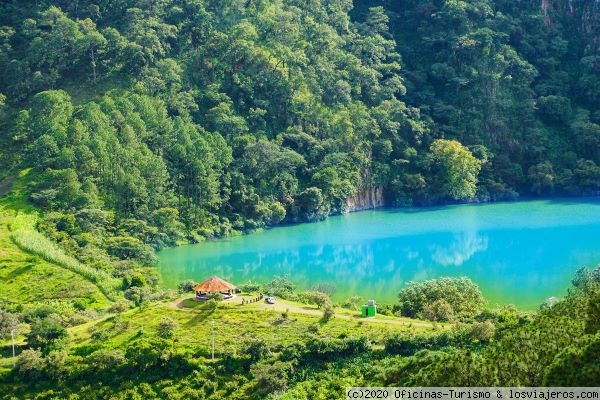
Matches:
[[158, 199, 600, 309]]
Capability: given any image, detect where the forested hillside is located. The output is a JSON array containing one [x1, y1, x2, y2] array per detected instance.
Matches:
[[361, 0, 600, 200], [0, 0, 597, 252], [0, 0, 600, 276], [1, 1, 599, 259]]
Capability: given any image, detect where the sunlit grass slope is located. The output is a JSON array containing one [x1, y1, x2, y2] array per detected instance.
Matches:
[[0, 170, 111, 309]]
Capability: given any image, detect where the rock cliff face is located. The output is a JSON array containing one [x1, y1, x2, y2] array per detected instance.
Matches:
[[346, 187, 385, 212]]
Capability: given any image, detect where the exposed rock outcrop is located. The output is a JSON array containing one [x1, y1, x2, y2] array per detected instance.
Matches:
[[346, 187, 385, 212]]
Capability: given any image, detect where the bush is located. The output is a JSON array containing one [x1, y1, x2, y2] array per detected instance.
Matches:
[[44, 349, 69, 380], [156, 317, 178, 339], [15, 349, 44, 378], [122, 271, 147, 289], [0, 310, 19, 338], [251, 360, 294, 395], [125, 338, 168, 371], [421, 299, 455, 322], [209, 292, 224, 301], [264, 276, 296, 299], [305, 336, 371, 360], [467, 321, 496, 342], [239, 281, 262, 293], [108, 300, 130, 314], [124, 286, 160, 307], [241, 339, 270, 362], [321, 304, 335, 322], [309, 291, 331, 309], [87, 349, 126, 372], [398, 277, 485, 321], [384, 331, 459, 356], [204, 299, 219, 311], [26, 317, 67, 351], [177, 279, 198, 294], [341, 296, 363, 311]]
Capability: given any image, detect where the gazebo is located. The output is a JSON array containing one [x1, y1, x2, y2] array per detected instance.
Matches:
[[193, 276, 237, 300]]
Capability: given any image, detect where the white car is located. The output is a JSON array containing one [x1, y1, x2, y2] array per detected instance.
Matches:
[[265, 296, 276, 304]]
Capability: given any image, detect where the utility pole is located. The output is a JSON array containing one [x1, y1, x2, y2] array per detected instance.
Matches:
[[211, 320, 215, 361], [11, 330, 15, 367]]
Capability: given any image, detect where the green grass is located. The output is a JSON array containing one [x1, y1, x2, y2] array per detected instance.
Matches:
[[0, 170, 111, 308], [69, 294, 444, 358], [10, 227, 119, 301]]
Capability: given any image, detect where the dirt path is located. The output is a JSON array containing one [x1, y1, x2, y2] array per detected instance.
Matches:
[[0, 176, 15, 197]]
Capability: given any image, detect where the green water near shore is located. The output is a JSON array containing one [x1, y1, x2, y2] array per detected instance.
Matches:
[[158, 199, 600, 309]]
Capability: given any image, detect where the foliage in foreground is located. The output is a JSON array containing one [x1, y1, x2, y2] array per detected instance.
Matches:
[[398, 277, 486, 321], [0, 267, 599, 399]]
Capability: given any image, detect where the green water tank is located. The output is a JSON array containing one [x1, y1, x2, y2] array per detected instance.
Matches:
[[361, 305, 368, 317]]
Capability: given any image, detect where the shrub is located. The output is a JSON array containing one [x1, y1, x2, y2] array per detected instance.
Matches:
[[208, 292, 224, 301], [321, 303, 335, 322], [108, 300, 130, 314], [156, 317, 178, 339], [87, 349, 126, 372], [241, 339, 270, 362], [204, 299, 218, 311], [177, 279, 198, 294], [122, 271, 147, 289], [467, 321, 496, 342], [239, 281, 262, 293], [421, 299, 455, 322], [126, 339, 166, 371], [264, 276, 296, 299], [124, 286, 160, 307], [305, 336, 371, 360], [341, 295, 363, 311], [384, 331, 458, 356], [309, 291, 331, 309], [44, 349, 69, 380], [0, 310, 19, 338], [585, 289, 600, 334], [251, 360, 294, 395], [398, 277, 485, 321], [26, 317, 67, 351], [15, 349, 44, 378]]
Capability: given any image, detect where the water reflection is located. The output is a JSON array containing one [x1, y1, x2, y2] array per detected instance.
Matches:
[[158, 200, 600, 309], [431, 232, 489, 267]]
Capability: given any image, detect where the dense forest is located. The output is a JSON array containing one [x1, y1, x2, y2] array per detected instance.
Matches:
[[0, 0, 599, 398], [0, 0, 598, 249], [0, 0, 598, 276]]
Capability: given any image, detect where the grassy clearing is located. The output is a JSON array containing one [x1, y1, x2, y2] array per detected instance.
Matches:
[[0, 171, 111, 308], [69, 294, 444, 357], [10, 227, 119, 301]]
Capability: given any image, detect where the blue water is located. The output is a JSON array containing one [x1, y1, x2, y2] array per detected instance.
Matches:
[[158, 199, 600, 309]]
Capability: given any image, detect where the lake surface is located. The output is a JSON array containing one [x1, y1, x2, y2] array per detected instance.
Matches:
[[158, 199, 600, 309]]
